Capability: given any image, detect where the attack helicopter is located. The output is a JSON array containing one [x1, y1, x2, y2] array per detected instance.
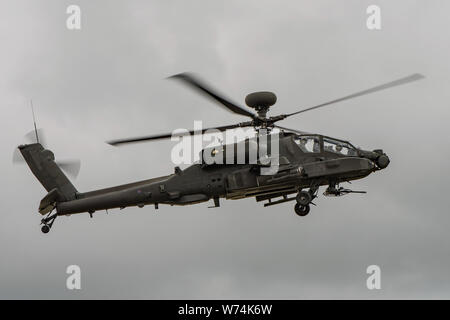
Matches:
[[17, 72, 423, 233]]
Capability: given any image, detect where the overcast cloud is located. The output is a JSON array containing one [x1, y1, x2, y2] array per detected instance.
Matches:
[[1, 0, 449, 299]]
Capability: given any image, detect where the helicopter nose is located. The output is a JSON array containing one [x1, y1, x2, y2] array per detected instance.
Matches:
[[376, 154, 390, 169], [358, 149, 390, 169]]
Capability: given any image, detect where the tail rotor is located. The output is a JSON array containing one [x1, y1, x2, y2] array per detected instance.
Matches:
[[13, 129, 81, 179]]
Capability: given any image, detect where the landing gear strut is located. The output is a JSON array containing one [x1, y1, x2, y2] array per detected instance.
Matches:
[[41, 212, 57, 234]]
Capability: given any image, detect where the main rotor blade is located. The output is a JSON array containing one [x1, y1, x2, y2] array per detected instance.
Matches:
[[107, 122, 253, 146], [286, 73, 424, 117], [274, 125, 312, 135], [169, 73, 256, 119]]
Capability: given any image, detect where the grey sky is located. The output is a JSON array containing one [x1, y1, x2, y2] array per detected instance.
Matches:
[[0, 0, 449, 299]]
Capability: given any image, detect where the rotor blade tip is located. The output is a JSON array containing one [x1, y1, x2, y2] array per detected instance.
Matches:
[[106, 141, 119, 146], [167, 72, 191, 80]]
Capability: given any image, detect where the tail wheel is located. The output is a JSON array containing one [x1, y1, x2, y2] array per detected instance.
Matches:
[[40, 212, 57, 234], [294, 203, 310, 216]]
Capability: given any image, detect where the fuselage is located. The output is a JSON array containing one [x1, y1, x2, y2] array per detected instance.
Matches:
[[56, 132, 387, 215]]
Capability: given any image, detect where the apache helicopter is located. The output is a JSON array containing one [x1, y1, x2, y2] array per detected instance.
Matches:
[[17, 72, 423, 233]]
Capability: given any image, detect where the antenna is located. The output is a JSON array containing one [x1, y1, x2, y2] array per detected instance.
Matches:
[[30, 99, 39, 144]]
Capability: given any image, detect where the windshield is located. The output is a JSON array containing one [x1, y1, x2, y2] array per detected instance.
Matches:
[[294, 136, 320, 153], [323, 138, 357, 156]]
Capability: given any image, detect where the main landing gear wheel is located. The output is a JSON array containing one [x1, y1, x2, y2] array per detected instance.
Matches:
[[296, 191, 312, 206], [294, 203, 310, 216]]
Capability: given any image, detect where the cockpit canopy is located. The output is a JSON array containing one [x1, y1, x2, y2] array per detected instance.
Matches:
[[294, 135, 321, 153], [294, 135, 358, 156]]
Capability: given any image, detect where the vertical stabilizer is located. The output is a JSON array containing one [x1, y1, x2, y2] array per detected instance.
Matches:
[[19, 143, 78, 201]]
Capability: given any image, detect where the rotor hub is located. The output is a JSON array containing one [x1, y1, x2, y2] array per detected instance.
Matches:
[[245, 91, 277, 119]]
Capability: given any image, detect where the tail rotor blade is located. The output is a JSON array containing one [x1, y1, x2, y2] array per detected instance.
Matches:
[[12, 148, 24, 163], [24, 128, 47, 146], [14, 129, 48, 164], [13, 144, 81, 179], [57, 160, 81, 179], [15, 124, 80, 179]]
